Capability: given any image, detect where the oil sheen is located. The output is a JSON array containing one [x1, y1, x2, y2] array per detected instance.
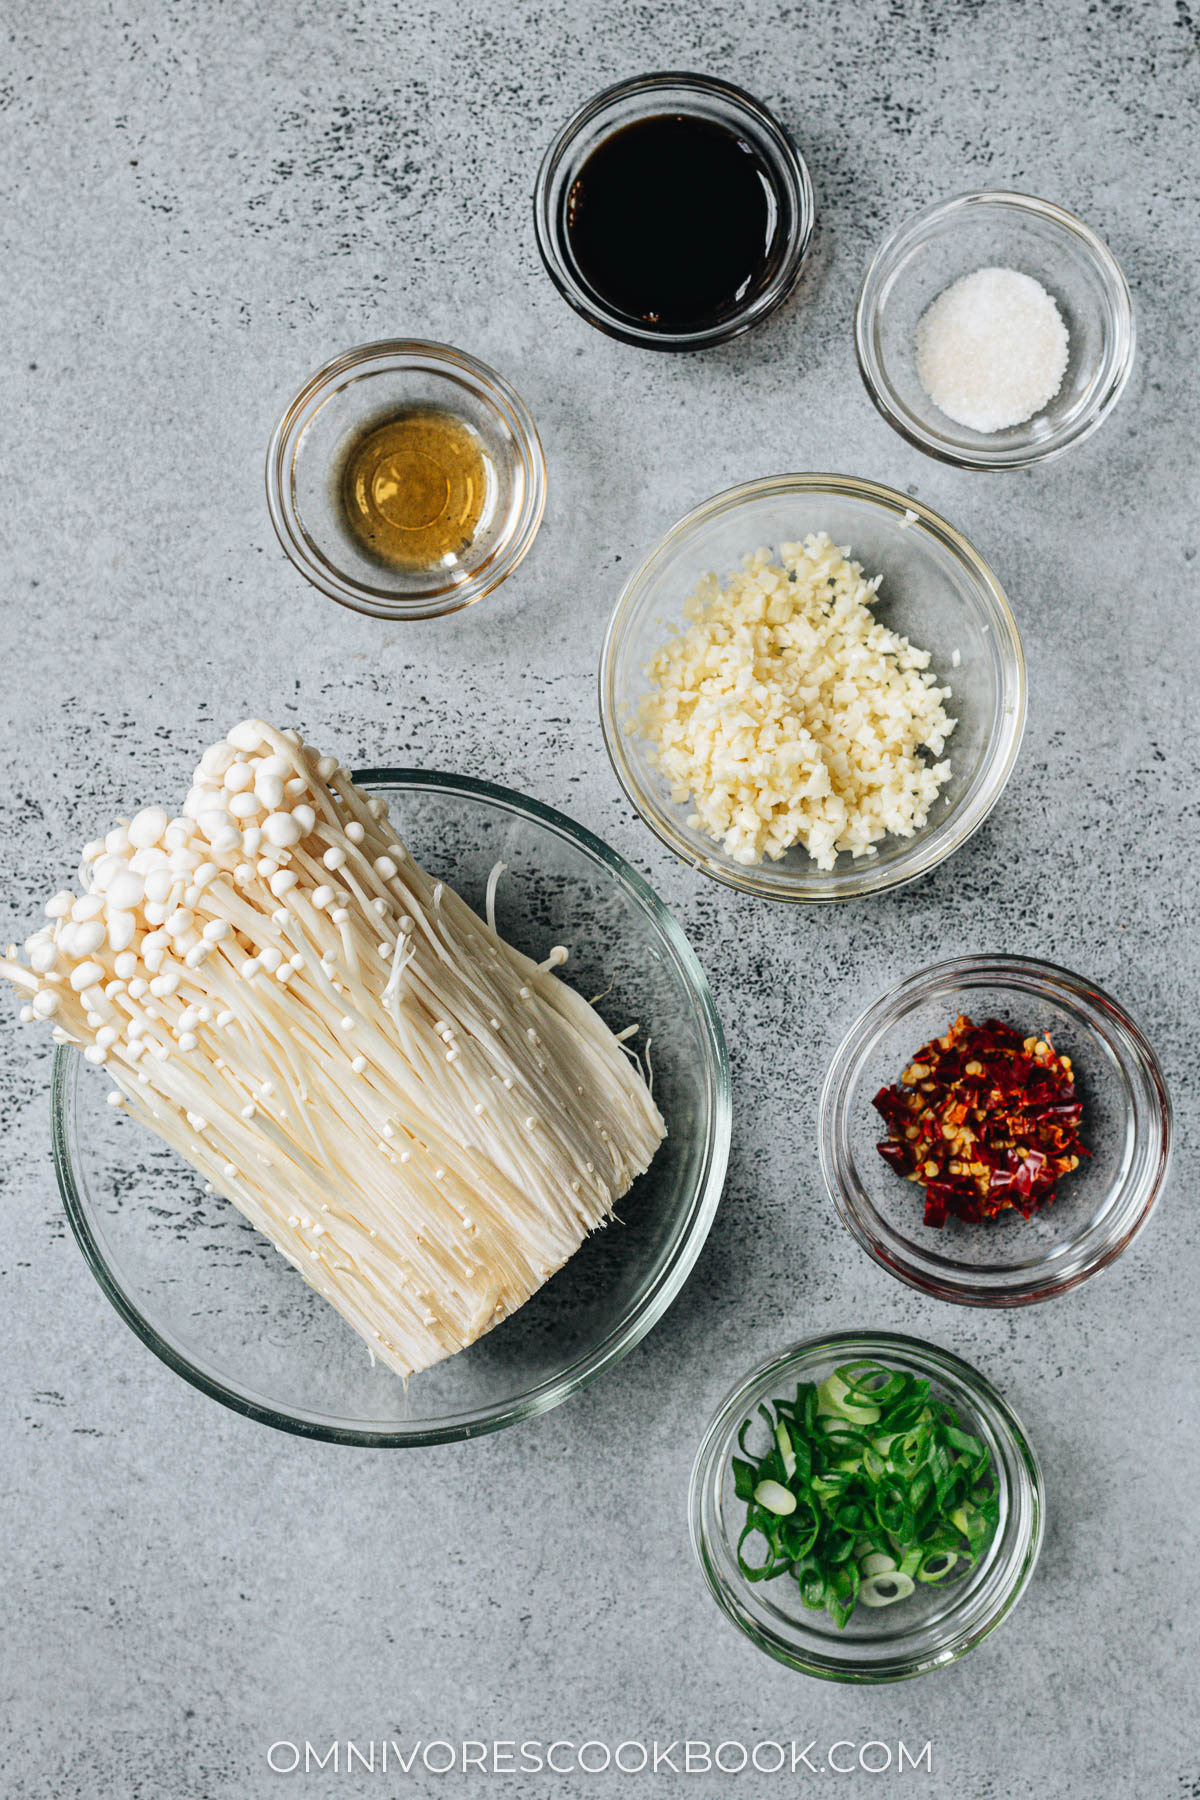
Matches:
[[565, 113, 778, 331], [340, 407, 487, 571]]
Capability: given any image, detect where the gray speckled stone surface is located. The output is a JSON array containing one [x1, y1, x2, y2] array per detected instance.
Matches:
[[2, 1, 1197, 1795]]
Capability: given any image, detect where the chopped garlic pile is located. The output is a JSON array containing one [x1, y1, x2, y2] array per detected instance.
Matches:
[[633, 533, 954, 869], [1, 721, 665, 1378]]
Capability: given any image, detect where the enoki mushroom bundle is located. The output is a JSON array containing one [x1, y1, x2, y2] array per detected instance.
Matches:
[[1, 721, 665, 1377]]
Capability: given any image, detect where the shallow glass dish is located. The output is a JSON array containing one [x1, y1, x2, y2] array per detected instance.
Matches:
[[820, 955, 1171, 1306], [534, 72, 813, 351], [690, 1331, 1043, 1682], [265, 341, 546, 619], [599, 473, 1025, 901], [855, 192, 1135, 469], [52, 772, 730, 1445]]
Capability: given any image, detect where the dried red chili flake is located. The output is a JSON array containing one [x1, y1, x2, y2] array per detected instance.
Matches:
[[873, 1014, 1088, 1228]]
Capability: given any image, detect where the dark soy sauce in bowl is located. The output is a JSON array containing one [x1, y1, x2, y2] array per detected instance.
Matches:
[[564, 114, 781, 333]]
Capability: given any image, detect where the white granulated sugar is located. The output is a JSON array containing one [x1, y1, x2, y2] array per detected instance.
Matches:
[[632, 532, 955, 870], [915, 266, 1070, 433]]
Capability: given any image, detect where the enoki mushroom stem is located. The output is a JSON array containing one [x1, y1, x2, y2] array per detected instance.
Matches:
[[1, 721, 666, 1378]]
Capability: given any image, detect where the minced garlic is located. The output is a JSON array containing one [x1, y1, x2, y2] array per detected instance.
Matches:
[[631, 532, 954, 870]]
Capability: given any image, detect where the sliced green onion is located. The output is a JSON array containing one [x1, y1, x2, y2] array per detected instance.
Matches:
[[754, 1479, 797, 1516], [731, 1456, 757, 1502], [824, 1529, 858, 1566], [859, 1571, 915, 1608], [860, 1552, 896, 1577], [799, 1572, 827, 1611], [779, 1506, 820, 1561], [835, 1361, 908, 1409], [875, 1483, 914, 1542], [817, 1373, 881, 1426], [862, 1445, 888, 1482], [775, 1419, 796, 1480], [825, 1561, 860, 1631], [945, 1424, 985, 1459], [736, 1520, 792, 1583], [917, 1550, 959, 1584]]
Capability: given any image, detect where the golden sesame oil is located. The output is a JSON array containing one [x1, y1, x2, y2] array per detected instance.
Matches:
[[339, 406, 487, 571]]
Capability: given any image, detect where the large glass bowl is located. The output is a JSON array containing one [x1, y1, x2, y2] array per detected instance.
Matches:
[[855, 192, 1135, 470], [51, 772, 730, 1445], [690, 1331, 1043, 1682], [600, 474, 1025, 901], [819, 955, 1172, 1305]]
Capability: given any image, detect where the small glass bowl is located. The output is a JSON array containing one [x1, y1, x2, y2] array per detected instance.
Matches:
[[855, 191, 1135, 469], [265, 340, 546, 619], [599, 473, 1025, 902], [690, 1331, 1043, 1682], [51, 772, 731, 1445], [820, 955, 1172, 1306], [534, 72, 814, 351]]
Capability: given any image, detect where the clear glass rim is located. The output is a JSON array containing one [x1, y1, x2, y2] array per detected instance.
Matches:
[[598, 472, 1027, 901], [854, 190, 1136, 471], [50, 769, 732, 1447], [264, 340, 547, 619], [689, 1330, 1044, 1683], [532, 71, 815, 352], [819, 953, 1172, 1306]]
